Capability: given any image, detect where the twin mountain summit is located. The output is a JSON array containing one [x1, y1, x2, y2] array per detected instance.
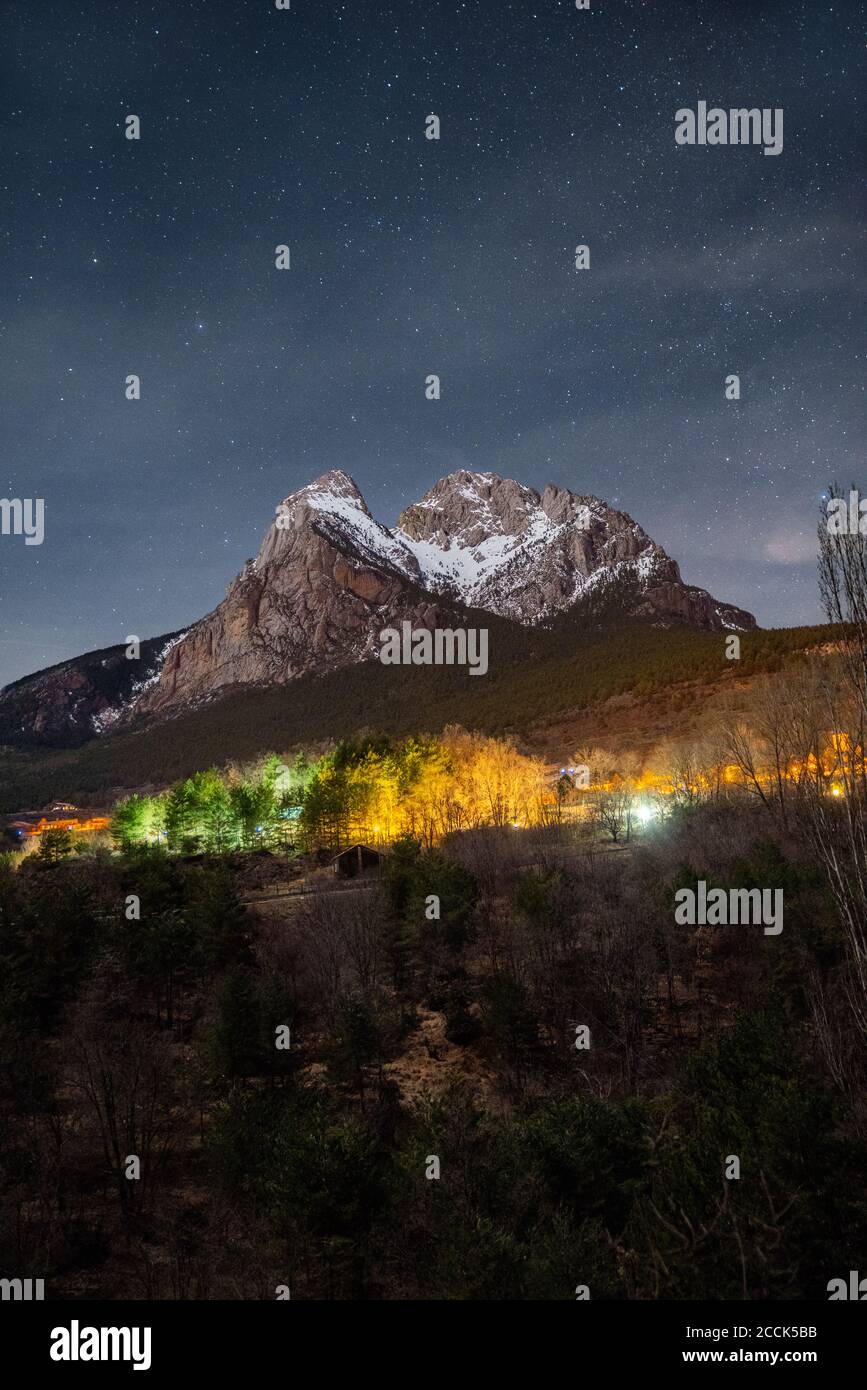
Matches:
[[0, 471, 754, 747]]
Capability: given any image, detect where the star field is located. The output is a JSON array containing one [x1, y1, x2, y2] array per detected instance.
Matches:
[[0, 0, 864, 686]]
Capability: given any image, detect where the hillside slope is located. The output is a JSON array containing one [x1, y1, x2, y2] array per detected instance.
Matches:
[[0, 622, 830, 811]]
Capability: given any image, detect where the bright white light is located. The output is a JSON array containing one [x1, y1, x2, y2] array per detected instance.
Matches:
[[635, 804, 655, 824]]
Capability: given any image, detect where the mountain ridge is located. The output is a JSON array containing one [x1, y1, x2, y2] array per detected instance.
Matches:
[[0, 468, 755, 748]]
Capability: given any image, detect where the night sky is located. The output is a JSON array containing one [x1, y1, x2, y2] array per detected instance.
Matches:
[[1, 0, 864, 688]]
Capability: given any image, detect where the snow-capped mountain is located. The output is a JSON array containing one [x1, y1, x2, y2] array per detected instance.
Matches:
[[0, 468, 754, 745], [261, 468, 753, 632], [393, 471, 738, 628]]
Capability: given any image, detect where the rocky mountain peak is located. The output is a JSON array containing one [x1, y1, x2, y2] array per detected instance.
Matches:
[[285, 468, 371, 514], [397, 470, 544, 548], [256, 469, 417, 580], [392, 471, 689, 624], [261, 469, 369, 549], [0, 466, 756, 745]]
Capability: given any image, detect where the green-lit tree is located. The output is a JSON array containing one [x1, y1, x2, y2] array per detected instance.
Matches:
[[111, 794, 152, 848]]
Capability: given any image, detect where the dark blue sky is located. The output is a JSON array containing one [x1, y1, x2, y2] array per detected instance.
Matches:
[[1, 0, 864, 687]]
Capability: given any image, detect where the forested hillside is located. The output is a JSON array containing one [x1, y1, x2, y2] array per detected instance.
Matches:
[[0, 621, 834, 811]]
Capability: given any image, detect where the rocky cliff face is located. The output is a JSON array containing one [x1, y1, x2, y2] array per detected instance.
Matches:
[[0, 468, 755, 745], [393, 471, 749, 630], [131, 472, 466, 716]]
